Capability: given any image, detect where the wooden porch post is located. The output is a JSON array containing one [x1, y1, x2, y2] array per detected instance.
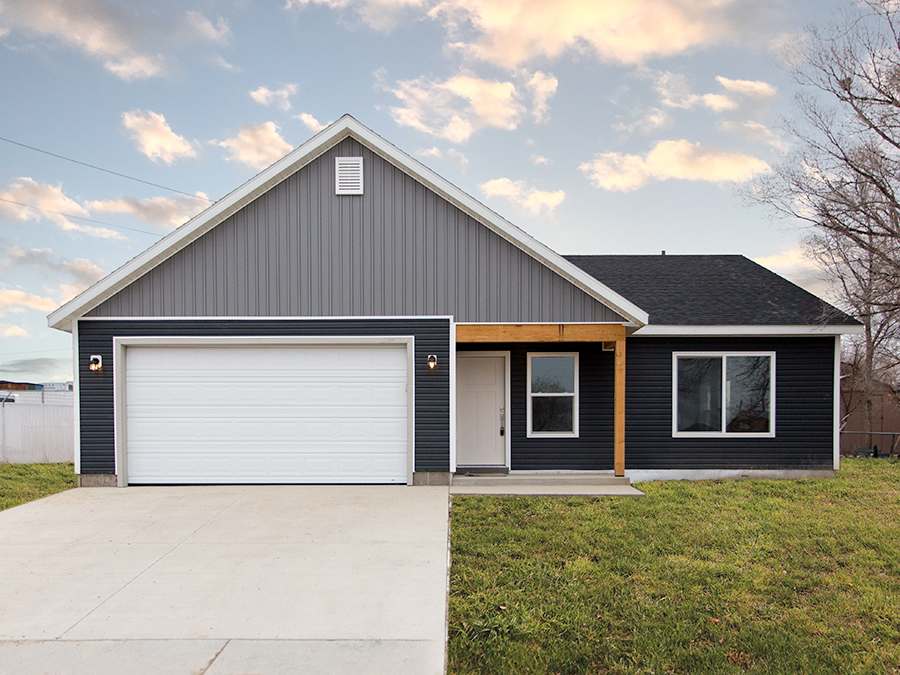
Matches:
[[614, 337, 626, 477]]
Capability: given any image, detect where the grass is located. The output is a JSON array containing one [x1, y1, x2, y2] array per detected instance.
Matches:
[[0, 462, 76, 511], [448, 459, 900, 674]]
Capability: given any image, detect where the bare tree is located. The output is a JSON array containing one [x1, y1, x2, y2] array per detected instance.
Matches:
[[746, 0, 900, 452], [750, 0, 900, 297]]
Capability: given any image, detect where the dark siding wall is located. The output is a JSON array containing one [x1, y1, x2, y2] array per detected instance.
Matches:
[[625, 336, 835, 469], [458, 343, 615, 470], [459, 336, 835, 471], [87, 138, 624, 323], [78, 318, 450, 475]]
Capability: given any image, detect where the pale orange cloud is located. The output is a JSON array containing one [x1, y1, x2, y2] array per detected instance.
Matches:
[[88, 193, 210, 230], [0, 178, 124, 239], [580, 139, 770, 191], [384, 71, 524, 142], [480, 177, 565, 215], [213, 122, 293, 170], [430, 0, 735, 67], [123, 110, 198, 165]]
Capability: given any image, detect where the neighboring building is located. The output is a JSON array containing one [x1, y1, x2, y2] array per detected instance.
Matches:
[[48, 115, 862, 487], [840, 364, 900, 457]]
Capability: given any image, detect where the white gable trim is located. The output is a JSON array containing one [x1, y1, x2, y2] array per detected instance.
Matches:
[[47, 115, 648, 332]]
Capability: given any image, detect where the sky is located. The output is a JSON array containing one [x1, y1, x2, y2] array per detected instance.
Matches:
[[0, 0, 845, 384]]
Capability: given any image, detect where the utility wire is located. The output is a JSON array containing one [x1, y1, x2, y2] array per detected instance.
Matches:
[[0, 135, 214, 202], [0, 197, 160, 237]]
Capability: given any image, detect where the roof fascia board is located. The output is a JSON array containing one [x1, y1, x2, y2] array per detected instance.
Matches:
[[48, 115, 648, 332], [634, 325, 864, 336]]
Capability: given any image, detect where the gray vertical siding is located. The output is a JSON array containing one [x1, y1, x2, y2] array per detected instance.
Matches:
[[87, 138, 624, 323], [77, 318, 450, 476]]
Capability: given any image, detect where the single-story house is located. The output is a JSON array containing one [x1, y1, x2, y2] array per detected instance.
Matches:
[[48, 115, 863, 487]]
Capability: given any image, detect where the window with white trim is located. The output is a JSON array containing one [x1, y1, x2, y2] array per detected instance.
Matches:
[[528, 353, 579, 437], [673, 352, 775, 437]]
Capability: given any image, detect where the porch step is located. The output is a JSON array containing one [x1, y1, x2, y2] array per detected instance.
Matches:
[[451, 474, 630, 486], [449, 473, 644, 497]]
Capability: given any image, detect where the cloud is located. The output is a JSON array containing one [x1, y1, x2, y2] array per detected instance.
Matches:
[[580, 139, 771, 191], [415, 146, 469, 172], [185, 10, 231, 43], [0, 323, 29, 337], [525, 70, 558, 122], [296, 113, 329, 133], [531, 154, 550, 165], [0, 357, 69, 377], [0, 0, 164, 79], [88, 193, 209, 230], [122, 110, 197, 164], [429, 0, 736, 68], [210, 54, 241, 72], [0, 286, 57, 315], [285, 0, 426, 31], [0, 178, 123, 239], [654, 72, 736, 111], [250, 84, 298, 111], [0, 246, 105, 302], [716, 76, 776, 99], [613, 107, 670, 135], [719, 120, 787, 150], [480, 177, 565, 215], [213, 122, 294, 170], [383, 70, 524, 143]]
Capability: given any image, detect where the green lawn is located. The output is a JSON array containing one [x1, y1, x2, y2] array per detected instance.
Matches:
[[0, 462, 76, 511], [448, 459, 900, 674]]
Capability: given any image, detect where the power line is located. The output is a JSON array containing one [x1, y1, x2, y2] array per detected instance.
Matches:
[[0, 197, 160, 237], [0, 135, 214, 202]]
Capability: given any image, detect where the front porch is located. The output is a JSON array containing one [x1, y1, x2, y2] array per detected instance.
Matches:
[[455, 323, 630, 477]]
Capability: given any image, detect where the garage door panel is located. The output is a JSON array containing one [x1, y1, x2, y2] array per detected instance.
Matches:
[[124, 344, 410, 484]]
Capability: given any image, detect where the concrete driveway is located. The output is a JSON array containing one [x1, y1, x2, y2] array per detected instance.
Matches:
[[0, 485, 450, 675]]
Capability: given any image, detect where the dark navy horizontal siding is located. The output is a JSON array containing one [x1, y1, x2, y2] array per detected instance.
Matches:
[[625, 336, 835, 469], [78, 318, 450, 476], [459, 336, 835, 471], [458, 342, 615, 471]]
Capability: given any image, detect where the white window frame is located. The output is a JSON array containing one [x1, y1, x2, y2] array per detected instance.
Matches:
[[672, 351, 776, 438], [527, 352, 579, 438]]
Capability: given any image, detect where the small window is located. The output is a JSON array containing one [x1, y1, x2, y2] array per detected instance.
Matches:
[[528, 353, 579, 437], [335, 157, 363, 195], [673, 352, 774, 437]]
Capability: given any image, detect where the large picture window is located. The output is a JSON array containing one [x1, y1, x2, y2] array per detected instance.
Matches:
[[673, 353, 774, 437], [527, 353, 579, 437]]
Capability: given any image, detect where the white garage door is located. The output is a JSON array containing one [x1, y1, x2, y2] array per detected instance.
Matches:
[[123, 343, 410, 484]]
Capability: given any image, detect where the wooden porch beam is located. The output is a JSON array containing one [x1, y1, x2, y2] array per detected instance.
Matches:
[[614, 338, 626, 477], [456, 323, 627, 343]]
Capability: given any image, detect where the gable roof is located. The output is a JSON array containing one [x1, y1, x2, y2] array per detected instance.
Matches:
[[48, 115, 648, 332], [566, 254, 862, 334]]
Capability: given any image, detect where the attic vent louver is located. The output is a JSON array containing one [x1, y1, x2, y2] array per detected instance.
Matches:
[[335, 157, 363, 195]]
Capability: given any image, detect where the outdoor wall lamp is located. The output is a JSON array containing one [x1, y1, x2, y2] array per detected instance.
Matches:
[[89, 355, 102, 371], [427, 354, 437, 369]]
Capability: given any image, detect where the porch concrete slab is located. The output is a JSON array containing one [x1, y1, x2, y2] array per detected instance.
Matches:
[[449, 484, 645, 496], [0, 485, 449, 675]]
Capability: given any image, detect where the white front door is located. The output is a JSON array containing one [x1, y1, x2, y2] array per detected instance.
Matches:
[[456, 354, 508, 469]]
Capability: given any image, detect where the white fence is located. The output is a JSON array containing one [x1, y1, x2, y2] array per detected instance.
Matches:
[[0, 390, 74, 464]]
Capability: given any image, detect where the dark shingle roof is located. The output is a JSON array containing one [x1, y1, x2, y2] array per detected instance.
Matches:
[[565, 254, 860, 326]]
